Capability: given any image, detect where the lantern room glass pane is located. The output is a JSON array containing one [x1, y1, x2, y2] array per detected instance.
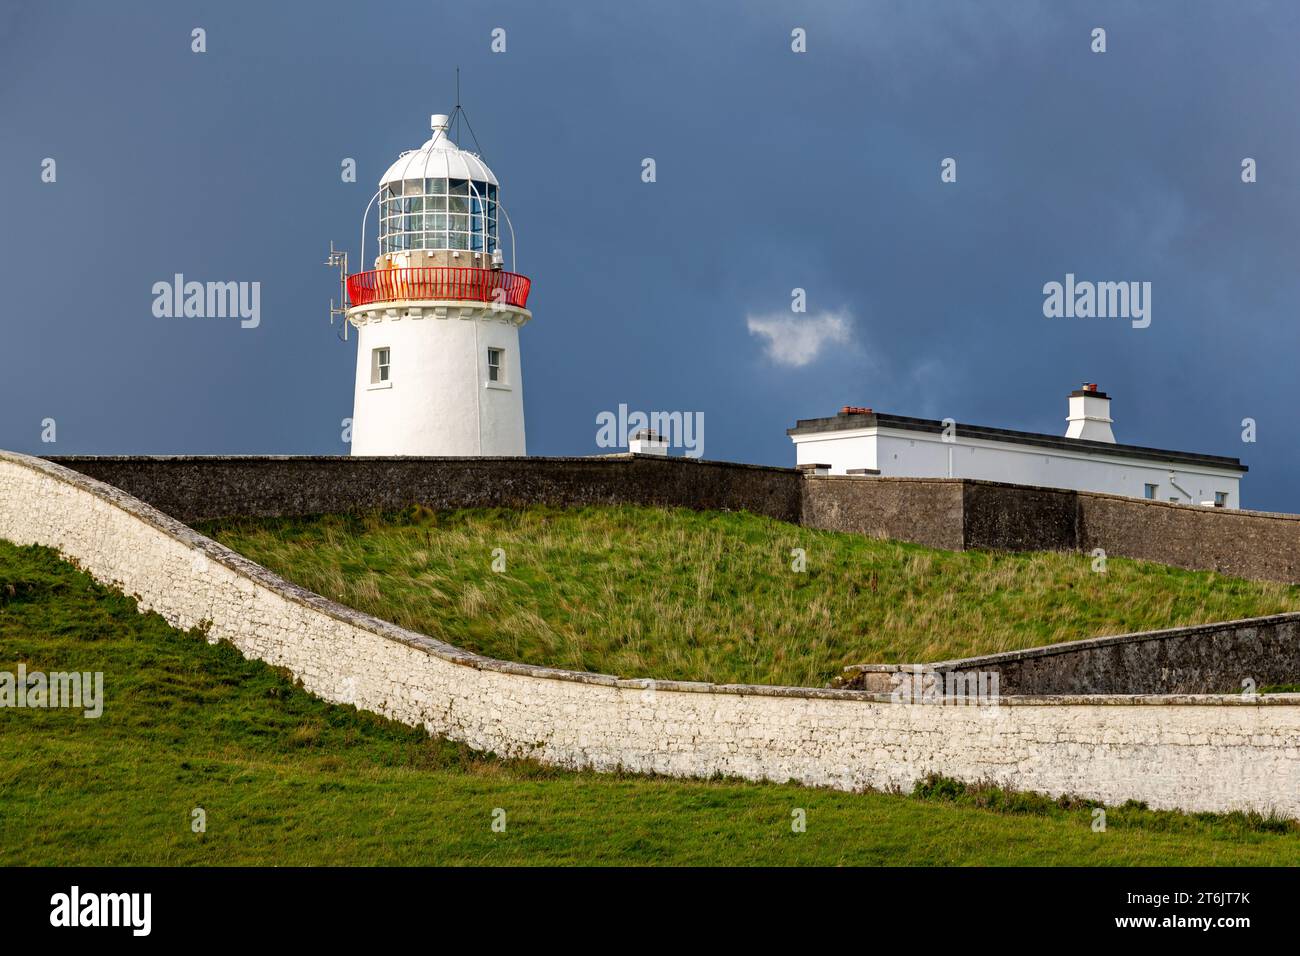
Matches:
[[374, 174, 514, 255]]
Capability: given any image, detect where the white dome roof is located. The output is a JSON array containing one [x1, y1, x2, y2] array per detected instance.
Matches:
[[379, 114, 498, 187]]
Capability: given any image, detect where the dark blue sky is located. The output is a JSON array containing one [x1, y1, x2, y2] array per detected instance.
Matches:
[[4, 1, 1299, 510]]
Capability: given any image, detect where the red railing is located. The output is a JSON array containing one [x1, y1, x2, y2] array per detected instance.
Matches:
[[346, 267, 532, 309]]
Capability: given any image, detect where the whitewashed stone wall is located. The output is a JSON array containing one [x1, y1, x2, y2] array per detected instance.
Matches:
[[2, 450, 1298, 817]]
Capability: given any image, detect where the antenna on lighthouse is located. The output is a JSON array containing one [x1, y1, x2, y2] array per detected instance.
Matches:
[[325, 240, 349, 341]]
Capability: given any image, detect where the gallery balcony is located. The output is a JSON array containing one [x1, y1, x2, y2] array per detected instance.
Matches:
[[346, 267, 531, 310]]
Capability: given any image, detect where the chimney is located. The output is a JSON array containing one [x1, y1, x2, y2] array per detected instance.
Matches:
[[1065, 383, 1115, 443], [628, 428, 669, 456]]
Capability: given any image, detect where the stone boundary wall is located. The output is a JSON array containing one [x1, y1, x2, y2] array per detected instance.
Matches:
[[1074, 493, 1300, 583], [961, 481, 1079, 553], [844, 615, 1300, 696], [805, 474, 1300, 584], [799, 475, 965, 551], [44, 455, 803, 525], [49, 455, 1300, 584], [4, 449, 1299, 817]]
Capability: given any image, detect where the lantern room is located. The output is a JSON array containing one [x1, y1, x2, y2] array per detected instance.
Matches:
[[375, 114, 503, 267]]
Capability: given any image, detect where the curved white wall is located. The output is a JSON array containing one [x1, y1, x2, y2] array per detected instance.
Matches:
[[1, 450, 1297, 817], [350, 304, 526, 456]]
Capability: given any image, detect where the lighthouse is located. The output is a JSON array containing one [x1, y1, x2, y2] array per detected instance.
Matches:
[[344, 112, 532, 456]]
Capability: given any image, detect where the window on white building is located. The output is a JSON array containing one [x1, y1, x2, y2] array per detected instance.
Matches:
[[487, 347, 503, 383], [371, 347, 390, 384], [1214, 491, 1228, 507], [1143, 483, 1157, 499]]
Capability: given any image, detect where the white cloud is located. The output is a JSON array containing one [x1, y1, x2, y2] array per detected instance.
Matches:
[[746, 310, 853, 368]]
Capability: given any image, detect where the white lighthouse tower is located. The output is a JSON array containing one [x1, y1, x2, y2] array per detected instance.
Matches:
[[344, 112, 532, 456]]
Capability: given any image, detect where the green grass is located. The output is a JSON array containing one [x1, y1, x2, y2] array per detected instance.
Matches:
[[2, 538, 1297, 866], [200, 505, 1300, 687]]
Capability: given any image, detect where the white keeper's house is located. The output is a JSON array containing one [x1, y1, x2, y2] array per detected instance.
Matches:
[[788, 385, 1247, 508]]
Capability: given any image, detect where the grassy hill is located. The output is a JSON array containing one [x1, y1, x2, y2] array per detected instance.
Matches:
[[202, 505, 1300, 687], [1, 538, 1297, 866]]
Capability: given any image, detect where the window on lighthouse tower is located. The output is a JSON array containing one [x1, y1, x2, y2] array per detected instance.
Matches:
[[487, 347, 503, 383], [371, 348, 391, 385]]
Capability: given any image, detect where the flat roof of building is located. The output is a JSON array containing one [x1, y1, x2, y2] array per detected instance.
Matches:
[[787, 411, 1248, 473]]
